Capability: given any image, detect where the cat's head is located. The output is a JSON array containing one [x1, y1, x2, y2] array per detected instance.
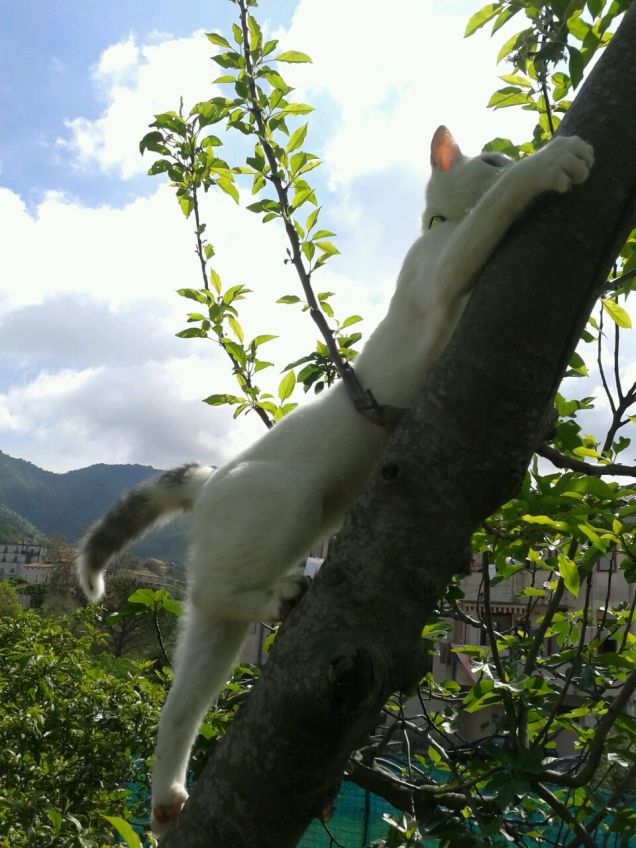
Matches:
[[423, 126, 511, 230]]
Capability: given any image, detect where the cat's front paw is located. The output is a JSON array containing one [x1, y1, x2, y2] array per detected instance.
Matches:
[[535, 135, 594, 194], [151, 783, 188, 837]]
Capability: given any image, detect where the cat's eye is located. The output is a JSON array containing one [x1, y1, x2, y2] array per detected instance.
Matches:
[[482, 154, 505, 167]]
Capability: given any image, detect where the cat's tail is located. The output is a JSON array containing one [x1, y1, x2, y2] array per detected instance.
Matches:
[[76, 463, 213, 602]]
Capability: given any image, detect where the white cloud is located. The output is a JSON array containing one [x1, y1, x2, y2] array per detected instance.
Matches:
[[276, 0, 537, 186], [61, 31, 215, 178], [9, 0, 622, 476], [0, 171, 396, 472]]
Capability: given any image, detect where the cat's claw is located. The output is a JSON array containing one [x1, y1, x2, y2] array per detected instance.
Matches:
[[151, 784, 188, 837]]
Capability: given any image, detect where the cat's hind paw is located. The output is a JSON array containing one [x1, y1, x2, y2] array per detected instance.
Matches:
[[276, 573, 312, 620], [151, 784, 188, 837]]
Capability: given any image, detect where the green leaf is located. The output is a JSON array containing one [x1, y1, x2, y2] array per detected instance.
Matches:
[[278, 370, 296, 401], [206, 32, 231, 49], [568, 351, 589, 376], [520, 587, 546, 598], [277, 294, 301, 305], [287, 123, 308, 153], [498, 73, 533, 88], [521, 514, 570, 532], [572, 445, 603, 459], [213, 51, 243, 70], [315, 241, 340, 257], [279, 102, 314, 115], [464, 3, 499, 37], [178, 194, 194, 218], [176, 327, 207, 339], [217, 176, 239, 204], [210, 269, 222, 294], [102, 816, 142, 847], [567, 45, 585, 88], [177, 288, 208, 304], [487, 86, 531, 110], [139, 130, 168, 156], [306, 207, 320, 231], [497, 29, 529, 64], [247, 15, 262, 51], [47, 808, 62, 833], [203, 393, 244, 406], [228, 316, 244, 343], [252, 334, 278, 347], [557, 553, 580, 597], [276, 50, 312, 63], [341, 315, 363, 328], [602, 298, 632, 329], [223, 284, 251, 303]]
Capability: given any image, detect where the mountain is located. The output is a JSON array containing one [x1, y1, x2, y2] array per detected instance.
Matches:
[[0, 503, 46, 544], [0, 451, 190, 563]]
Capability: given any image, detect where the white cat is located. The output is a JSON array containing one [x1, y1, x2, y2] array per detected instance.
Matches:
[[77, 127, 593, 834]]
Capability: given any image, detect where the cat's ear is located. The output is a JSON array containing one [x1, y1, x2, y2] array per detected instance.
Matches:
[[430, 126, 463, 172]]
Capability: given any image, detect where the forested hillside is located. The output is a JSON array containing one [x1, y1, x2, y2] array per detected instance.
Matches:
[[0, 452, 189, 561]]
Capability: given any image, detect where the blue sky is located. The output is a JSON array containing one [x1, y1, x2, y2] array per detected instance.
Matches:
[[0, 0, 545, 473]]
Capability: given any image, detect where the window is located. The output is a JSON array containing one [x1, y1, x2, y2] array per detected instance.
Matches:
[[480, 611, 513, 644]]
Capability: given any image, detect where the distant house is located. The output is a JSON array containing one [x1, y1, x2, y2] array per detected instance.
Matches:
[[0, 541, 47, 580], [23, 563, 55, 585]]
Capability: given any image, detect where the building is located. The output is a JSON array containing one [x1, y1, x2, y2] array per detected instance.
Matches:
[[430, 550, 636, 752], [23, 562, 56, 585], [0, 541, 47, 580]]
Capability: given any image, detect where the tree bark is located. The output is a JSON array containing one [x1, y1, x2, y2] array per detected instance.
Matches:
[[161, 7, 636, 846]]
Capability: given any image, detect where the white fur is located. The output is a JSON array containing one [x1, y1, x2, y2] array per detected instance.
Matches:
[[141, 129, 594, 834]]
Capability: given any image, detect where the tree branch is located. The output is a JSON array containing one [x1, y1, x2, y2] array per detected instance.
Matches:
[[236, 0, 386, 428], [537, 443, 636, 477]]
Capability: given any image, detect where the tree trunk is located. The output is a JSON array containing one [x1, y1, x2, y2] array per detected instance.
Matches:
[[161, 7, 636, 846]]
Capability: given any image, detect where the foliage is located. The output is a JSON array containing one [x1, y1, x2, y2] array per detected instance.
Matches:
[[0, 580, 23, 617], [0, 607, 165, 847], [107, 586, 182, 665], [139, 0, 370, 427]]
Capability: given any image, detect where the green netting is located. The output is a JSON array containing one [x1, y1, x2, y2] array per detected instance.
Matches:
[[298, 780, 439, 848]]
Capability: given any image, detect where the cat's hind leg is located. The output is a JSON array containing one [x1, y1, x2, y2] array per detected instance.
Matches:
[[150, 604, 248, 835]]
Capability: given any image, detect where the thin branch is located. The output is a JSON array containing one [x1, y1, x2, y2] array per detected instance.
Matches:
[[190, 163, 274, 430], [564, 758, 636, 848], [597, 306, 617, 415], [536, 572, 594, 747], [153, 604, 172, 669], [523, 569, 567, 675], [613, 320, 623, 402], [191, 169, 210, 293], [237, 0, 388, 428], [537, 443, 636, 477], [619, 590, 636, 653], [539, 664, 636, 787], [595, 550, 614, 639], [532, 783, 597, 848], [346, 756, 500, 814], [604, 267, 636, 293]]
